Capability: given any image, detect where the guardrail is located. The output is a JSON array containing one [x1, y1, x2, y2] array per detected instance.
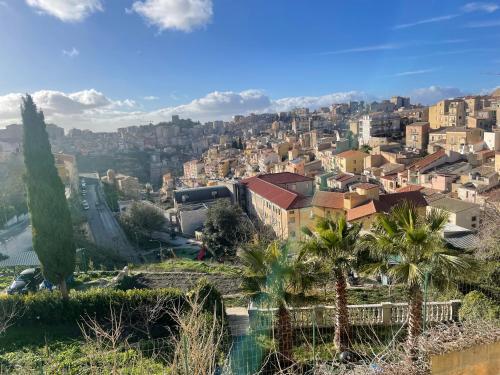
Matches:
[[248, 300, 461, 331]]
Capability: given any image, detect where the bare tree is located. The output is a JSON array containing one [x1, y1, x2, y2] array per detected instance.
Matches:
[[169, 289, 226, 375], [475, 200, 500, 261], [0, 300, 22, 336]]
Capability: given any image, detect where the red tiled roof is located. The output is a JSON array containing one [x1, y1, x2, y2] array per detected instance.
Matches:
[[408, 149, 446, 171], [334, 173, 354, 182], [312, 191, 344, 209], [256, 172, 313, 184], [242, 173, 312, 210], [355, 183, 378, 190], [396, 184, 424, 193], [346, 191, 427, 221], [380, 174, 398, 181], [335, 150, 368, 159]]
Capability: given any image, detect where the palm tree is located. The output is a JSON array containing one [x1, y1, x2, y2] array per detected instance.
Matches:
[[301, 216, 362, 352], [362, 202, 473, 353], [240, 241, 318, 365]]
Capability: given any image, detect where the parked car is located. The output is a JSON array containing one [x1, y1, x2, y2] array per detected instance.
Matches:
[[7, 268, 44, 295]]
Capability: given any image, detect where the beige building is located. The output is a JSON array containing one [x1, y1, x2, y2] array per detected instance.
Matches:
[[406, 122, 430, 150], [429, 99, 466, 129], [445, 127, 484, 153], [427, 197, 481, 230], [183, 159, 204, 179], [242, 172, 314, 240], [116, 175, 141, 199], [334, 149, 367, 174]]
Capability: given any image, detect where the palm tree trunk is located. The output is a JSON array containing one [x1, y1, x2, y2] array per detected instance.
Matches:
[[334, 272, 350, 352], [276, 303, 293, 366], [407, 285, 423, 358]]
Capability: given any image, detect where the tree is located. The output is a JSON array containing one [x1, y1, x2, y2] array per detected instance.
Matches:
[[301, 216, 361, 352], [240, 241, 317, 365], [359, 144, 372, 153], [362, 202, 473, 355], [202, 200, 253, 258], [126, 201, 166, 235], [21, 95, 75, 299]]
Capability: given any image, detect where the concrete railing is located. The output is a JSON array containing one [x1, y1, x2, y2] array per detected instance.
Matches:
[[248, 300, 461, 331]]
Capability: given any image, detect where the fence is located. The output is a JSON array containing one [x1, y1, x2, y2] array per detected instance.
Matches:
[[248, 300, 462, 331]]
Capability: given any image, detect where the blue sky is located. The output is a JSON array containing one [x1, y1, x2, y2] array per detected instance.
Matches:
[[0, 0, 499, 130]]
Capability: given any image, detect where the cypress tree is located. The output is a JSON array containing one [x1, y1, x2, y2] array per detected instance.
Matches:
[[21, 95, 75, 299]]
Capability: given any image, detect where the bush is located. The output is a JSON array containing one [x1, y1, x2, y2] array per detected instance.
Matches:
[[459, 291, 500, 322], [0, 288, 185, 328]]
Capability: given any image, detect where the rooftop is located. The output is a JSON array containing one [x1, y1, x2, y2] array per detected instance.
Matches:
[[257, 172, 313, 184], [335, 149, 368, 159], [312, 191, 344, 209], [346, 191, 427, 221], [428, 197, 479, 213]]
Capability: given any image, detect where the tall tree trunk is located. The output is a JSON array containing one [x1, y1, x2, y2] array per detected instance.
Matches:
[[407, 285, 423, 359], [334, 272, 350, 352], [59, 279, 69, 300], [276, 303, 293, 366]]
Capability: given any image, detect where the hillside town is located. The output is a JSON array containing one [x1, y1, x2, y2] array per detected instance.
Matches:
[[4, 89, 498, 246]]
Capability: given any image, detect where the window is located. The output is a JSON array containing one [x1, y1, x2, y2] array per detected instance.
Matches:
[[471, 224, 476, 228], [289, 217, 295, 224], [290, 231, 296, 238], [471, 216, 476, 221]]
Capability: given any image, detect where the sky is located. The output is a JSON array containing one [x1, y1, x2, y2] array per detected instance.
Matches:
[[0, 0, 499, 131]]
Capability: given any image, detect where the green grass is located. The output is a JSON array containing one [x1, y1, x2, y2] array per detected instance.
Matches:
[[136, 259, 243, 276]]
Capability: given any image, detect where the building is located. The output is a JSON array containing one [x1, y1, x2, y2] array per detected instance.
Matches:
[[390, 96, 410, 109], [116, 175, 141, 199], [360, 113, 401, 144], [53, 153, 79, 195], [445, 127, 484, 154], [428, 99, 466, 129], [242, 172, 314, 239], [173, 185, 232, 235], [183, 159, 204, 179], [334, 150, 367, 174], [427, 197, 481, 230], [406, 122, 430, 151]]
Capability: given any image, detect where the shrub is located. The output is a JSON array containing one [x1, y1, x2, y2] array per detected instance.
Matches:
[[459, 291, 500, 322], [0, 288, 185, 329]]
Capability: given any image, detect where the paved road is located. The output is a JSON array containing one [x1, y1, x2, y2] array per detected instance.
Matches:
[[0, 220, 33, 258], [83, 178, 139, 263]]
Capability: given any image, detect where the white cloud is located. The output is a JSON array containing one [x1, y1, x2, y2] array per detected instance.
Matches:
[[408, 86, 465, 105], [26, 0, 103, 22], [144, 95, 159, 100], [394, 68, 436, 77], [62, 47, 79, 58], [461, 2, 499, 13], [131, 0, 213, 32], [320, 44, 400, 55], [0, 89, 373, 131], [393, 14, 459, 29]]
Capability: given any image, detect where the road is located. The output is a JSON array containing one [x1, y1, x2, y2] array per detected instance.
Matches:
[[83, 178, 139, 263], [0, 219, 33, 258]]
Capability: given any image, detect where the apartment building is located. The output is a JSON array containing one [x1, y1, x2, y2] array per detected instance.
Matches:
[[428, 197, 481, 230], [183, 159, 204, 179], [242, 172, 314, 240], [360, 113, 401, 144], [445, 127, 484, 153], [428, 99, 466, 129], [312, 186, 427, 229], [334, 149, 367, 174], [406, 122, 430, 151]]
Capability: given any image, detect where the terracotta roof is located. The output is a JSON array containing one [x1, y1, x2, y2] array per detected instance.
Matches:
[[256, 172, 313, 184], [334, 173, 355, 182], [346, 191, 427, 221], [380, 174, 398, 181], [312, 191, 344, 209], [242, 173, 312, 210], [335, 149, 368, 159], [408, 149, 446, 171], [354, 183, 378, 190], [396, 184, 424, 193]]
